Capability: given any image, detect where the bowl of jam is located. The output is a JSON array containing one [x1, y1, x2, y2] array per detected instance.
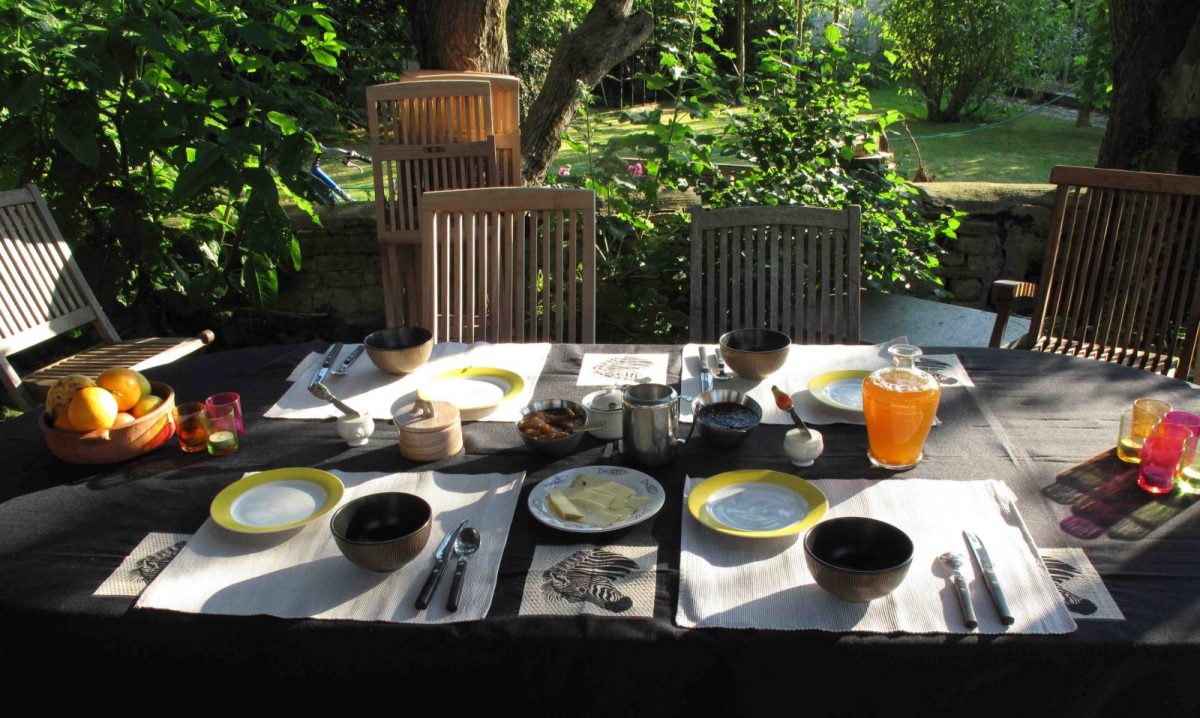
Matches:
[[691, 390, 762, 448], [517, 400, 591, 457]]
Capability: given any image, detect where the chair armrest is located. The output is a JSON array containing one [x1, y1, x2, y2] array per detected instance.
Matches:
[[989, 280, 1038, 348]]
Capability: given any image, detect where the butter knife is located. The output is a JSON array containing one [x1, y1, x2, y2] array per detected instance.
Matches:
[[416, 519, 468, 610], [698, 346, 713, 394], [309, 342, 343, 389], [331, 344, 365, 376], [964, 530, 1015, 625]]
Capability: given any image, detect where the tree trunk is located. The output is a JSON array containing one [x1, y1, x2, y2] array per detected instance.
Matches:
[[1098, 1, 1200, 174], [403, 0, 510, 73], [520, 0, 654, 183]]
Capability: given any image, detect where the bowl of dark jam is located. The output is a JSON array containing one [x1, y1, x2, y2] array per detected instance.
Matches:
[[691, 390, 763, 448]]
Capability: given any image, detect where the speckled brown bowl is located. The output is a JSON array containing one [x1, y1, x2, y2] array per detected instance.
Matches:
[[803, 516, 913, 602], [330, 492, 432, 572], [718, 328, 791, 380], [364, 327, 434, 375]]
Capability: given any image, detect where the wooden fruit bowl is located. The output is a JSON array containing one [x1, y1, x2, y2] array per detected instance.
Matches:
[[40, 381, 177, 465]]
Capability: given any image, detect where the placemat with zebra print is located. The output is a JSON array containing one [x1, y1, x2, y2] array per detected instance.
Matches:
[[518, 544, 657, 617], [576, 353, 669, 386], [95, 532, 191, 597], [1039, 548, 1124, 620]]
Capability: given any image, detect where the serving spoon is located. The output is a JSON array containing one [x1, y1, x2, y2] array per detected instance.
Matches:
[[939, 551, 977, 629], [447, 527, 481, 612]]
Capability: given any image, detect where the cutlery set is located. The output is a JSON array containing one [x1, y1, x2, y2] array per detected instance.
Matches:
[[415, 519, 481, 612], [307, 343, 367, 414], [943, 531, 1014, 629]]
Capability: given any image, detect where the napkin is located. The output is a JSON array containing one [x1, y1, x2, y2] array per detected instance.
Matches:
[[265, 342, 551, 422], [677, 477, 1077, 635], [681, 338, 907, 425], [135, 470, 524, 624]]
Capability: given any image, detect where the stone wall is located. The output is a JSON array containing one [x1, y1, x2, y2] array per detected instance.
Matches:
[[916, 182, 1057, 308], [279, 182, 1059, 330]]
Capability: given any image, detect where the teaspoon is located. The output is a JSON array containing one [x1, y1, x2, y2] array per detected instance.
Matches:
[[939, 551, 977, 629], [447, 527, 481, 612]]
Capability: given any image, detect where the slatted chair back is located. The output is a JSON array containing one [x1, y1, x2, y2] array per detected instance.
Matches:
[[398, 70, 522, 187], [421, 188, 596, 343], [0, 184, 212, 410], [367, 79, 500, 326], [689, 205, 862, 344], [1021, 166, 1200, 380]]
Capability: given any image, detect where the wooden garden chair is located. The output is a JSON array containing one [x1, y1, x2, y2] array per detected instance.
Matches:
[[366, 79, 500, 326], [397, 70, 522, 187], [989, 166, 1200, 381], [0, 184, 213, 411], [421, 188, 596, 343], [689, 204, 862, 344]]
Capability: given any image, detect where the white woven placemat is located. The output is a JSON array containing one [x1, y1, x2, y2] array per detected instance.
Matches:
[[677, 477, 1076, 634], [135, 470, 523, 623], [681, 338, 906, 425], [265, 342, 550, 422]]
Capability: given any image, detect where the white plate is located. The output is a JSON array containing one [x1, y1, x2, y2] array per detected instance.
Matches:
[[529, 465, 665, 533], [704, 483, 812, 532], [807, 370, 872, 412], [210, 468, 345, 534]]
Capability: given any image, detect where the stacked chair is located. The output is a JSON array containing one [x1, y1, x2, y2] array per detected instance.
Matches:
[[365, 72, 523, 328]]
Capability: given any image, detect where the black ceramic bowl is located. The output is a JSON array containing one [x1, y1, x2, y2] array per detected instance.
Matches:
[[690, 389, 762, 448], [803, 516, 914, 602], [364, 326, 434, 375], [517, 399, 590, 458], [718, 328, 791, 380], [330, 492, 432, 572]]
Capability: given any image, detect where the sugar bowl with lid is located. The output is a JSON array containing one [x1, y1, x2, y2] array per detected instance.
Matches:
[[582, 386, 624, 440]]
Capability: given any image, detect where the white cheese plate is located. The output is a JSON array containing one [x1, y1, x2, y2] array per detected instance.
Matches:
[[529, 465, 665, 533]]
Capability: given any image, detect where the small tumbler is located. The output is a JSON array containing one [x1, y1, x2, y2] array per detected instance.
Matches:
[[173, 402, 212, 453], [1165, 411, 1200, 494], [205, 392, 243, 436], [205, 403, 240, 457], [1117, 398, 1172, 463], [1138, 423, 1192, 494]]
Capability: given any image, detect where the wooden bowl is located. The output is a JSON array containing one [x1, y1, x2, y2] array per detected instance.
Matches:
[[718, 328, 791, 380], [40, 382, 177, 464], [365, 327, 434, 375]]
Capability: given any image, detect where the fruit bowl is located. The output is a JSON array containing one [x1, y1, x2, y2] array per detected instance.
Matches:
[[40, 381, 177, 464]]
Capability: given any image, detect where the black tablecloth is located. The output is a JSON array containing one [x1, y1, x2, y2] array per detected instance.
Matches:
[[2, 343, 1199, 714]]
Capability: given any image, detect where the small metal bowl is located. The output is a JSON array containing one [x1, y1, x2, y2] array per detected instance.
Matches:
[[517, 400, 590, 458], [690, 389, 762, 448]]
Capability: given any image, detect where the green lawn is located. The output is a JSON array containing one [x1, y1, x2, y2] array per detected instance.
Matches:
[[319, 86, 1104, 195]]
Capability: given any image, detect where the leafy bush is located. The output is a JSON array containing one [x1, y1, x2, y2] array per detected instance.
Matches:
[[884, 0, 1060, 122], [0, 0, 345, 330]]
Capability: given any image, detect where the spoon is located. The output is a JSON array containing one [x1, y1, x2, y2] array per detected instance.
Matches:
[[713, 347, 735, 380], [939, 551, 977, 629], [446, 527, 481, 612], [770, 385, 812, 440], [308, 381, 359, 418]]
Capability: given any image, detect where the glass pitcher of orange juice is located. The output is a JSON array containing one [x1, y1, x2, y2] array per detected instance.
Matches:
[[863, 345, 941, 470]]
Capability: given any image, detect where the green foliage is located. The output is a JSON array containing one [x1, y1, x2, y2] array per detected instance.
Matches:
[[710, 29, 957, 296], [1075, 0, 1112, 114], [554, 6, 958, 341], [884, 0, 1060, 122], [0, 0, 345, 326], [508, 0, 591, 119]]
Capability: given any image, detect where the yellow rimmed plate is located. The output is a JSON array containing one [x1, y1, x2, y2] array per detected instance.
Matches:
[[417, 366, 525, 420], [808, 369, 872, 412], [211, 468, 345, 534], [688, 469, 827, 538]]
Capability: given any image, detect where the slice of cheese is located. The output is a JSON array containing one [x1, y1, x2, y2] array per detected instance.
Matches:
[[548, 489, 584, 521]]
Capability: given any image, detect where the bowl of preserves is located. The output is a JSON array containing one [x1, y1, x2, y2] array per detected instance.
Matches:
[[689, 389, 762, 448], [517, 400, 598, 457]]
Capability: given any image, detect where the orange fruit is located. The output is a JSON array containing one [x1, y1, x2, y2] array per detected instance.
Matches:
[[131, 394, 165, 418], [97, 367, 144, 412], [45, 374, 96, 417], [67, 387, 119, 431], [53, 411, 80, 432], [112, 412, 136, 427]]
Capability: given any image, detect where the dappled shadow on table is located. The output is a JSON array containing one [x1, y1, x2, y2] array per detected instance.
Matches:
[[1043, 451, 1199, 540]]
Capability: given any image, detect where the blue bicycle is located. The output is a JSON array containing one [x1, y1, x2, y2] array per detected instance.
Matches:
[[310, 144, 371, 203]]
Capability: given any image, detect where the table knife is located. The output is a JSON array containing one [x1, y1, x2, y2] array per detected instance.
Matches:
[[416, 519, 468, 610], [964, 530, 1015, 625], [331, 344, 365, 376], [698, 346, 713, 394], [309, 342, 343, 389]]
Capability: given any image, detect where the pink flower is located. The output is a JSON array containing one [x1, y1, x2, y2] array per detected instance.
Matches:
[[627, 161, 645, 177], [557, 165, 571, 177]]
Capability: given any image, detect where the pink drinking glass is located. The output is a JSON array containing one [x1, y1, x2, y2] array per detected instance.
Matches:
[[1165, 411, 1200, 493], [205, 392, 243, 436], [1138, 423, 1193, 494]]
